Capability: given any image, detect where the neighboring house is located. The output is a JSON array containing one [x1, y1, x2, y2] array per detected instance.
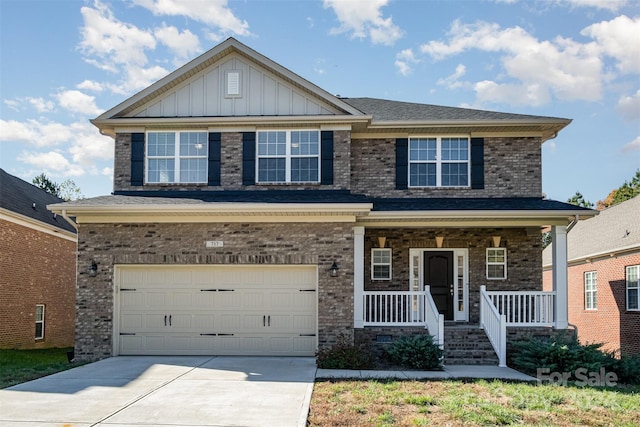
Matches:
[[48, 38, 597, 365], [543, 196, 640, 356], [0, 169, 77, 349]]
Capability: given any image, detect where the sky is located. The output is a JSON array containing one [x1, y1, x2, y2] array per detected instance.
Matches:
[[0, 0, 638, 204]]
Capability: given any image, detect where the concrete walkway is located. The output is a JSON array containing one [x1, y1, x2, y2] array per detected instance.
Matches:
[[317, 365, 538, 381], [0, 356, 316, 427]]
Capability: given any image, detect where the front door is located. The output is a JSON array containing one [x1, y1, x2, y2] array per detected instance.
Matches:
[[424, 251, 454, 320]]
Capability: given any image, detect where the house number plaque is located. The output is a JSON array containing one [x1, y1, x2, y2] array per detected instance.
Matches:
[[206, 240, 224, 248]]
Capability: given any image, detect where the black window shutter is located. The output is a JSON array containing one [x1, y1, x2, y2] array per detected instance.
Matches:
[[320, 131, 334, 185], [242, 132, 256, 185], [208, 132, 221, 186], [470, 137, 484, 189], [395, 138, 408, 190], [131, 133, 145, 186]]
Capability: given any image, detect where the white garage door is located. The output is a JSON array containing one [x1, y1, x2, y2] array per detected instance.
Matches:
[[115, 265, 317, 356]]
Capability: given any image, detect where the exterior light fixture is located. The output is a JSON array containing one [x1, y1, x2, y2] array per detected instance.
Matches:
[[330, 262, 339, 277], [89, 260, 98, 277]]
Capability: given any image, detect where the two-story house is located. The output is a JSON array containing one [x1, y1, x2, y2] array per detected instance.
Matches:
[[49, 38, 596, 365]]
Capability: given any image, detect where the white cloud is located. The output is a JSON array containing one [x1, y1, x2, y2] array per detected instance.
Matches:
[[132, 0, 250, 37], [54, 90, 102, 116], [324, 0, 403, 46], [154, 24, 201, 60], [0, 119, 75, 147], [395, 48, 419, 76], [437, 64, 467, 89], [27, 97, 55, 113], [622, 136, 640, 152], [420, 20, 605, 105], [617, 89, 640, 121], [79, 1, 156, 68], [553, 0, 628, 12], [77, 80, 105, 92], [3, 99, 20, 112], [17, 151, 85, 176], [581, 15, 640, 74]]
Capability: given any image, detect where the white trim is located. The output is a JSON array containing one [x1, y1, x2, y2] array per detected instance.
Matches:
[[255, 129, 321, 184], [0, 209, 77, 242], [353, 226, 365, 328], [584, 270, 597, 310], [552, 225, 569, 329], [145, 130, 208, 184], [408, 136, 471, 188]]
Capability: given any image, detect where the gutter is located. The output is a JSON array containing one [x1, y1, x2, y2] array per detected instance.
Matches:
[[60, 209, 78, 231]]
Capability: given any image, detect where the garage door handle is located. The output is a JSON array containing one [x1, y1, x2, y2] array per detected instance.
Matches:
[[263, 315, 266, 327], [169, 315, 172, 326], [299, 334, 316, 337], [164, 315, 167, 326], [268, 315, 271, 326]]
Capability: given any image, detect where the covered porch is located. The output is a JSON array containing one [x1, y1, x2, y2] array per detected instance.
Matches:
[[352, 199, 592, 366]]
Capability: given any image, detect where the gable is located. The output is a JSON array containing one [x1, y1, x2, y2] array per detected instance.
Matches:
[[130, 53, 342, 118]]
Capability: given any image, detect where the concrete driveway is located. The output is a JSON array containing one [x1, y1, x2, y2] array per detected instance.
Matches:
[[0, 356, 316, 427]]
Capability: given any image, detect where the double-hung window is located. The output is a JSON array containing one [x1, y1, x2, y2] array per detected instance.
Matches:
[[371, 248, 392, 280], [35, 304, 45, 339], [257, 130, 320, 183], [146, 131, 208, 183], [409, 137, 469, 187], [486, 248, 507, 279], [584, 271, 597, 310], [627, 265, 639, 311]]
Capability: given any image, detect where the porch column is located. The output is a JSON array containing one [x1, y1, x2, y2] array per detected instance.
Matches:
[[551, 225, 569, 329], [354, 226, 365, 328]]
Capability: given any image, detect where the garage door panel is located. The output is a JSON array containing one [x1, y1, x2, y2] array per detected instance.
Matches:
[[117, 266, 317, 356]]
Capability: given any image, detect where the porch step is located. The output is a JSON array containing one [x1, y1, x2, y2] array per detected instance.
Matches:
[[443, 325, 499, 366]]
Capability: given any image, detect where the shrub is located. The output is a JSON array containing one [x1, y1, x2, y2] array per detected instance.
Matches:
[[316, 334, 374, 369], [385, 335, 443, 370], [511, 334, 640, 385]]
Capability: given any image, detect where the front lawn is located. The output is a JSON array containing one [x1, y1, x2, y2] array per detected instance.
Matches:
[[308, 379, 640, 426], [0, 347, 79, 389]]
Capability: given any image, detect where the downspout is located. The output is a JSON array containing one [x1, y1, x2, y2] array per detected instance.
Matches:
[[60, 209, 78, 232], [566, 215, 579, 233]]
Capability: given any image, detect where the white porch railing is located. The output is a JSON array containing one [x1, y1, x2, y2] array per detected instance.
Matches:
[[425, 286, 444, 347], [362, 291, 425, 326], [486, 290, 556, 326], [480, 285, 507, 367], [361, 290, 443, 345]]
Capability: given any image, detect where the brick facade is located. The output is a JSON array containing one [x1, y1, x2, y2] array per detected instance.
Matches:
[[74, 222, 355, 360], [0, 220, 76, 349], [544, 253, 640, 356], [114, 130, 352, 192], [350, 137, 542, 198]]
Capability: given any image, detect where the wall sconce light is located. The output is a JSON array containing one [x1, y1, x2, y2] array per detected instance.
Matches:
[[377, 236, 386, 248], [88, 260, 98, 277], [435, 236, 444, 248], [492, 236, 501, 248], [329, 261, 339, 277]]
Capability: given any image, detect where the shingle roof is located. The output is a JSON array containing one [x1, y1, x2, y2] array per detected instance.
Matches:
[[543, 195, 640, 266], [0, 169, 76, 234], [341, 97, 569, 123], [371, 197, 591, 212]]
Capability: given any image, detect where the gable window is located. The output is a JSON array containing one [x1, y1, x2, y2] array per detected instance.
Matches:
[[627, 265, 639, 311], [146, 131, 208, 183], [257, 130, 320, 183], [584, 271, 597, 310], [409, 137, 469, 187], [372, 248, 392, 280], [486, 248, 507, 279], [35, 304, 45, 339]]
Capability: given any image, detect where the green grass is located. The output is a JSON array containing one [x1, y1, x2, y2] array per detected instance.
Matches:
[[0, 347, 80, 388], [309, 379, 640, 426]]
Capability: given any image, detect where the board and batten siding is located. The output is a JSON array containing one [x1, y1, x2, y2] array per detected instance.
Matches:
[[130, 54, 340, 118]]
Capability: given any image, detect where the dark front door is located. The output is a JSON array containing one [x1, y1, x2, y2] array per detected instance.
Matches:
[[424, 251, 454, 320]]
